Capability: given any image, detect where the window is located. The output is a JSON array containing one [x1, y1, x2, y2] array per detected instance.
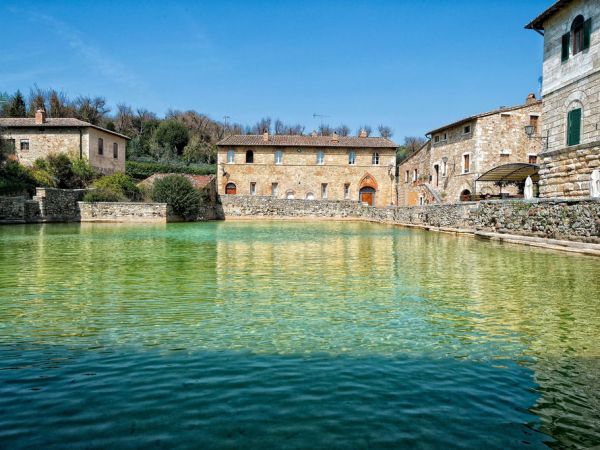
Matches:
[[344, 183, 350, 199], [20, 139, 29, 151], [563, 15, 592, 61], [306, 192, 315, 200], [113, 143, 118, 159], [419, 196, 424, 206], [348, 151, 356, 165], [413, 169, 418, 182], [434, 135, 440, 143], [286, 191, 295, 199], [442, 160, 447, 177], [372, 152, 380, 165], [245, 150, 254, 163], [250, 182, 256, 196], [528, 155, 538, 164], [463, 154, 470, 173], [405, 170, 409, 183], [321, 183, 328, 199], [442, 133, 447, 141], [567, 108, 582, 146], [227, 149, 235, 163], [98, 138, 103, 155], [529, 116, 539, 134], [317, 151, 324, 165], [271, 182, 278, 197], [463, 125, 471, 134], [275, 150, 283, 165]]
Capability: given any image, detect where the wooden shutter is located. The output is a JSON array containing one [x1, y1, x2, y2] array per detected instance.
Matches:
[[583, 18, 592, 50], [562, 32, 570, 62], [567, 109, 582, 146]]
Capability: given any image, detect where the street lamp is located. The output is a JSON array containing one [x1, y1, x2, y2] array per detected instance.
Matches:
[[524, 125, 548, 150]]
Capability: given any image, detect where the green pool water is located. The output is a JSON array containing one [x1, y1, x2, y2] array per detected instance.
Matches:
[[0, 221, 599, 449]]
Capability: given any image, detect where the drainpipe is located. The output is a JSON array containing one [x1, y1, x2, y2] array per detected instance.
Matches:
[[79, 127, 83, 159]]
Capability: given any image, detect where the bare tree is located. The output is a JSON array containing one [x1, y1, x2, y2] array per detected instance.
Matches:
[[335, 125, 350, 136], [115, 103, 135, 136], [74, 96, 109, 125], [404, 136, 427, 153], [48, 90, 74, 117], [357, 125, 372, 136], [251, 117, 272, 134], [318, 123, 333, 136], [378, 125, 393, 138], [28, 85, 47, 116]]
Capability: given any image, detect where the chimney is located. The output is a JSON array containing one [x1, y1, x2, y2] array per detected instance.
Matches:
[[311, 130, 317, 137], [359, 129, 368, 138], [526, 93, 537, 105], [262, 131, 269, 142], [332, 131, 339, 142], [35, 109, 46, 125]]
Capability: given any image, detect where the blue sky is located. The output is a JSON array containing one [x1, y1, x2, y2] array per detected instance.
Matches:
[[3, 0, 550, 140]]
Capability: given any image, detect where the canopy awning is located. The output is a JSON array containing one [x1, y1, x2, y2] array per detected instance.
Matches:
[[476, 163, 540, 183]]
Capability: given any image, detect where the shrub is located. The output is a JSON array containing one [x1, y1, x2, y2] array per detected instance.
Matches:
[[0, 161, 37, 196], [126, 160, 215, 179], [83, 189, 123, 202], [91, 172, 142, 201], [151, 174, 201, 220], [71, 157, 96, 187], [153, 120, 189, 154], [35, 154, 97, 189]]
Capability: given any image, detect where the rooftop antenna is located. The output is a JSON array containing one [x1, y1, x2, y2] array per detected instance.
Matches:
[[223, 115, 231, 126]]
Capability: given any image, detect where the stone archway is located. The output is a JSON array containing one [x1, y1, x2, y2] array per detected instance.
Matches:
[[359, 173, 378, 191], [359, 173, 378, 206]]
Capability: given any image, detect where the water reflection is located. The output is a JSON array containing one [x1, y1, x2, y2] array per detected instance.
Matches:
[[0, 221, 599, 447]]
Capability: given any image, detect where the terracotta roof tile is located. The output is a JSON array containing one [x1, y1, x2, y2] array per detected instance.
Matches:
[[217, 134, 397, 148]]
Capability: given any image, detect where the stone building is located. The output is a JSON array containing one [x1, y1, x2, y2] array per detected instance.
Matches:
[[397, 96, 543, 206], [526, 0, 600, 198], [216, 132, 397, 207], [0, 109, 128, 174]]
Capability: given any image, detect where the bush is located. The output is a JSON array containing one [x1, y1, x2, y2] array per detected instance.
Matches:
[[153, 120, 189, 154], [83, 189, 123, 202], [34, 154, 97, 189], [126, 160, 215, 179], [91, 172, 141, 201], [151, 175, 201, 220], [71, 157, 96, 187], [0, 161, 37, 196]]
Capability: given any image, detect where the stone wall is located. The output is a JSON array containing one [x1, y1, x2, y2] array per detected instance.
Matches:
[[220, 195, 600, 243], [538, 142, 600, 198], [33, 188, 87, 222], [79, 202, 167, 222], [0, 196, 26, 223]]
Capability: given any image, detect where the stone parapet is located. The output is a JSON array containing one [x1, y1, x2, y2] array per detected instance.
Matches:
[[78, 202, 167, 223]]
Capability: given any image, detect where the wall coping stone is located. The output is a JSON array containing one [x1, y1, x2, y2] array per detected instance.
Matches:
[[540, 140, 600, 157]]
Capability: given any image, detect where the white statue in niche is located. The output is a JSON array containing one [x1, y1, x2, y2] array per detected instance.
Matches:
[[524, 176, 534, 199], [591, 169, 600, 198]]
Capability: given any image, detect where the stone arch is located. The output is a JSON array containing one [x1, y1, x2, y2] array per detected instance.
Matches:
[[359, 173, 378, 190], [459, 189, 472, 202], [225, 182, 237, 195]]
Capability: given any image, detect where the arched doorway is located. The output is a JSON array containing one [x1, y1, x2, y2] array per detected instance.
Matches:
[[306, 192, 315, 200], [359, 187, 376, 206], [225, 183, 237, 195], [460, 189, 471, 201], [359, 173, 378, 206], [286, 191, 295, 199]]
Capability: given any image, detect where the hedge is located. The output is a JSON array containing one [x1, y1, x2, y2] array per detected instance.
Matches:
[[126, 161, 215, 180]]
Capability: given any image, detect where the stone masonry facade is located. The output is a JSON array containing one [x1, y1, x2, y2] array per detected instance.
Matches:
[[528, 0, 600, 198], [217, 133, 397, 208], [398, 97, 542, 206]]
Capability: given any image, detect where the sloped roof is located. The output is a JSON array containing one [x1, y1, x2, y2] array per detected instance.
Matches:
[[426, 100, 542, 136], [0, 117, 131, 140], [525, 0, 573, 31], [477, 163, 540, 183], [217, 134, 397, 148]]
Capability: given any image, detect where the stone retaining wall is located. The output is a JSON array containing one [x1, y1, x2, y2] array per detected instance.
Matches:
[[0, 196, 26, 223], [33, 188, 87, 222], [220, 195, 600, 243], [79, 202, 167, 223]]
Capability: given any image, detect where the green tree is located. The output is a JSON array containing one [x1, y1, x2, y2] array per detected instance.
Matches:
[[153, 120, 189, 154], [182, 136, 216, 164], [151, 175, 200, 220], [5, 90, 27, 117]]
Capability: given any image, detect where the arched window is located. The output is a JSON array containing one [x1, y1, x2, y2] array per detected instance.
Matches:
[[286, 190, 295, 199], [563, 15, 591, 61], [460, 189, 472, 202], [274, 150, 283, 164], [225, 183, 236, 195], [245, 150, 254, 163], [306, 192, 315, 200], [348, 151, 356, 165], [227, 149, 235, 163], [372, 152, 380, 165]]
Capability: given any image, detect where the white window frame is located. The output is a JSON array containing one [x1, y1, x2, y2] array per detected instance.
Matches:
[[227, 149, 235, 164], [321, 183, 328, 199], [20, 139, 29, 151], [317, 151, 324, 165], [275, 150, 283, 165], [348, 151, 356, 165], [462, 153, 471, 174], [441, 133, 447, 141], [372, 152, 380, 165]]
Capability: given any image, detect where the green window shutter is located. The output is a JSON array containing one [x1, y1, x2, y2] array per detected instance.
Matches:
[[583, 18, 592, 50], [567, 108, 582, 146], [561, 32, 570, 62]]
